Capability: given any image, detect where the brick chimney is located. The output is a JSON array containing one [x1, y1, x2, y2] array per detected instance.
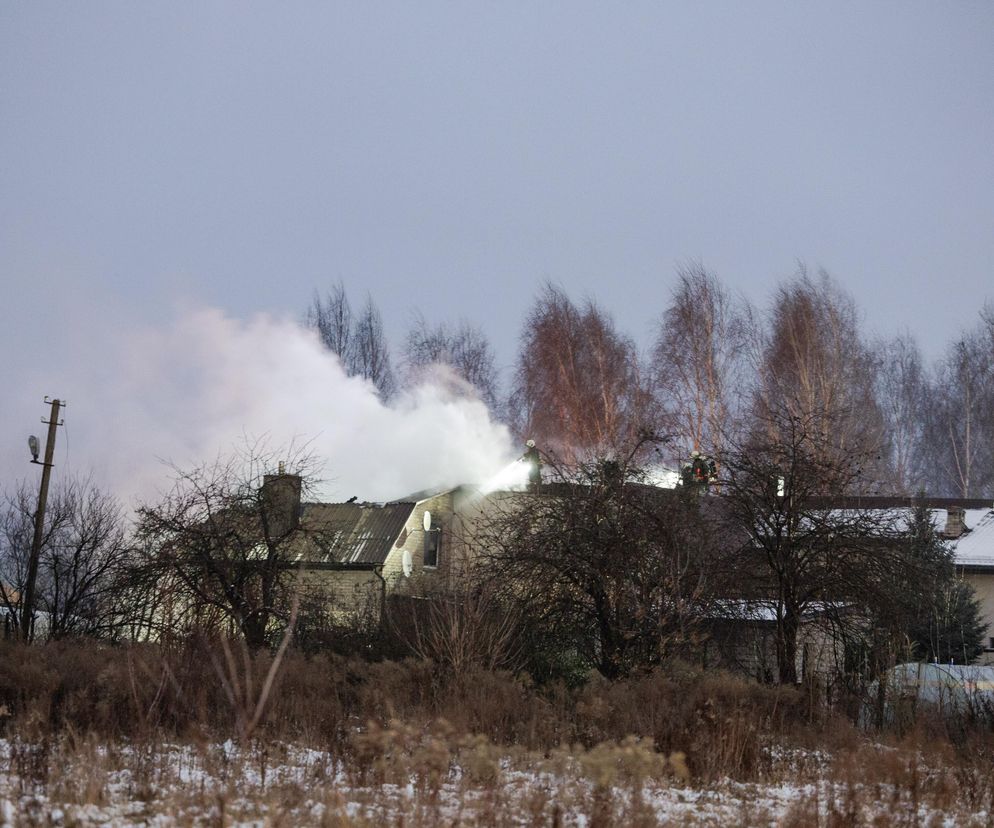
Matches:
[[261, 466, 302, 538], [942, 506, 967, 539]]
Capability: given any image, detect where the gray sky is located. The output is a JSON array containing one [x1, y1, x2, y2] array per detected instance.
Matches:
[[2, 3, 993, 500]]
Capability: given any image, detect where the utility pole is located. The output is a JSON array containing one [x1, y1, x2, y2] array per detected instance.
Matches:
[[21, 397, 63, 641]]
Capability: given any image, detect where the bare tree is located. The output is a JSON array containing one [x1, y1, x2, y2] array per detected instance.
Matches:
[[753, 267, 886, 480], [305, 284, 354, 365], [920, 316, 994, 498], [718, 402, 935, 684], [508, 283, 654, 464], [652, 263, 750, 460], [876, 334, 927, 494], [403, 313, 501, 414], [982, 301, 994, 349], [393, 584, 522, 675], [0, 476, 132, 640], [0, 486, 34, 635], [305, 284, 396, 399], [353, 295, 396, 399], [134, 441, 319, 649], [474, 436, 724, 679]]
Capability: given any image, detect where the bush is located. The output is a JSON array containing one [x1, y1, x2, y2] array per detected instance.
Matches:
[[0, 639, 867, 781]]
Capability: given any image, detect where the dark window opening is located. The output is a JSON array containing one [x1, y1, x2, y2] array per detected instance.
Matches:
[[424, 527, 441, 568]]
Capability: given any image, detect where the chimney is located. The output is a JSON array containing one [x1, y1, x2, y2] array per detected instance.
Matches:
[[942, 506, 966, 539], [261, 470, 302, 538]]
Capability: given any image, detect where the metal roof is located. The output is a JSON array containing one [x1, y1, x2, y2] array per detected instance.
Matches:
[[300, 502, 415, 565]]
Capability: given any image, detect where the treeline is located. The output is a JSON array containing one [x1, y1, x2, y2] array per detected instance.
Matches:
[[309, 265, 994, 499], [1, 265, 989, 653]]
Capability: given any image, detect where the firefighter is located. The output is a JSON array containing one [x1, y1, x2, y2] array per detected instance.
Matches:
[[523, 439, 542, 487], [682, 450, 717, 490]]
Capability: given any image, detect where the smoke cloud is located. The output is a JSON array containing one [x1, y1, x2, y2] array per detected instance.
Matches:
[[2, 308, 517, 507]]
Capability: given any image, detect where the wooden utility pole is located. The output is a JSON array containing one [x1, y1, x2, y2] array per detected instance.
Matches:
[[21, 398, 62, 641]]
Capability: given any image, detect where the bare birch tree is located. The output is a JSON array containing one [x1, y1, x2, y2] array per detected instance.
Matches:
[[652, 263, 749, 460], [508, 283, 654, 464], [353, 295, 396, 399], [305, 284, 396, 399], [876, 333, 927, 494], [753, 267, 886, 480], [305, 284, 354, 365], [921, 317, 994, 497], [403, 313, 501, 415]]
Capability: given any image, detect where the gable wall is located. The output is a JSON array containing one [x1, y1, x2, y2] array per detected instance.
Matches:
[[962, 571, 994, 665], [381, 491, 455, 587], [297, 567, 382, 623]]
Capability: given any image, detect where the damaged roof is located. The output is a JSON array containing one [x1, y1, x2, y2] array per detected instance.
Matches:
[[300, 502, 415, 565]]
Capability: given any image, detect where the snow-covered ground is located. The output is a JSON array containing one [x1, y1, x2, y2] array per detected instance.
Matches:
[[0, 739, 987, 826]]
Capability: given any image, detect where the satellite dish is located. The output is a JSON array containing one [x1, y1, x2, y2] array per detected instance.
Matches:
[[402, 549, 413, 577], [423, 511, 432, 532]]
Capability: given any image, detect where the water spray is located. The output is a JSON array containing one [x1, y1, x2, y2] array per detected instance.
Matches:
[[478, 438, 541, 495]]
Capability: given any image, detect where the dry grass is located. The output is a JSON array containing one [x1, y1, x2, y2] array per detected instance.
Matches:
[[1, 640, 993, 825], [2, 731, 994, 826]]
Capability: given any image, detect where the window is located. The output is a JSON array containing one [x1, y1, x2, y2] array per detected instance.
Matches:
[[424, 526, 441, 568]]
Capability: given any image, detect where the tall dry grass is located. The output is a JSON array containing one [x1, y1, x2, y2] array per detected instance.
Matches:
[[0, 638, 817, 775], [3, 639, 994, 824]]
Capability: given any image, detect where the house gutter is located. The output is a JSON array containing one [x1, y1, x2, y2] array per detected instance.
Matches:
[[956, 563, 994, 575], [291, 561, 380, 572]]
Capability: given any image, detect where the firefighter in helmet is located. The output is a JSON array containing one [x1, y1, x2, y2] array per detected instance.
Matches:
[[523, 439, 542, 487]]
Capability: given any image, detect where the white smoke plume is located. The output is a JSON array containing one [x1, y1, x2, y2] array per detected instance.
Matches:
[[2, 308, 517, 507]]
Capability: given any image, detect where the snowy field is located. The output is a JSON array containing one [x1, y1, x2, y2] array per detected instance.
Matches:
[[0, 738, 987, 826]]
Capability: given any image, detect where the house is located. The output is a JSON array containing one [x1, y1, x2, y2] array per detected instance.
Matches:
[[703, 600, 850, 684], [266, 471, 994, 676], [795, 496, 994, 666], [942, 503, 994, 664], [259, 475, 483, 620]]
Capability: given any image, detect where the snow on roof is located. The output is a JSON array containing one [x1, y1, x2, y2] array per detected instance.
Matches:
[[710, 599, 842, 623], [947, 508, 994, 568], [817, 503, 994, 568]]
